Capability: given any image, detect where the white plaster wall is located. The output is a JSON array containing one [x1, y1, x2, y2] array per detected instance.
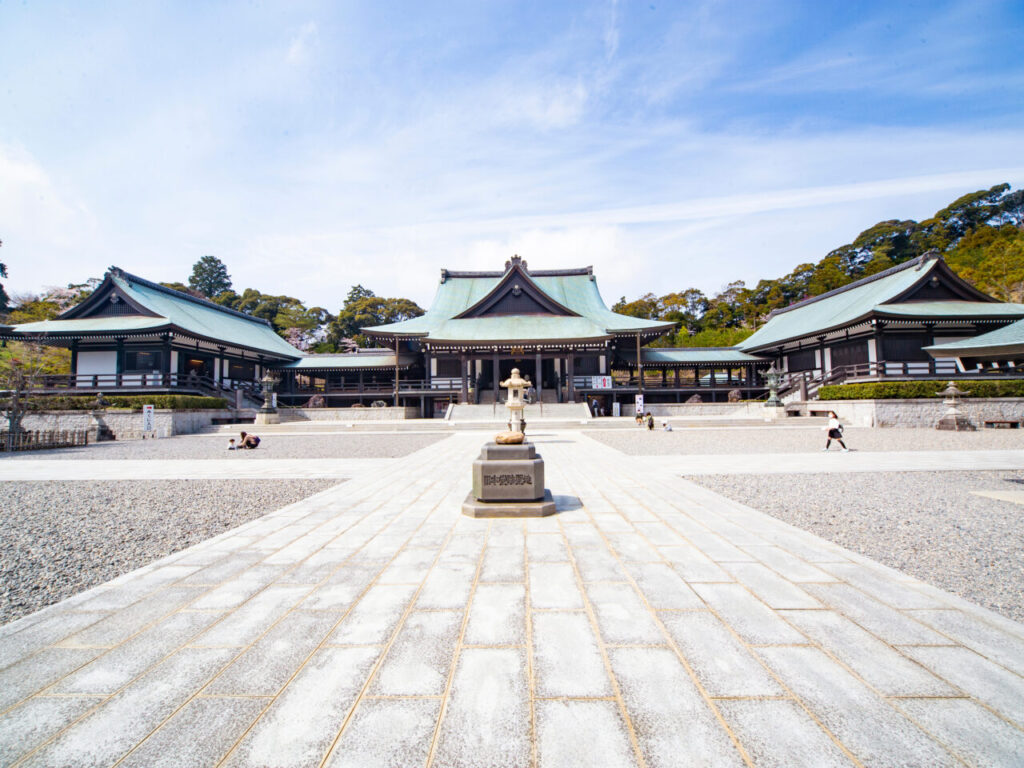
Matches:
[[75, 351, 117, 387], [76, 351, 117, 376]]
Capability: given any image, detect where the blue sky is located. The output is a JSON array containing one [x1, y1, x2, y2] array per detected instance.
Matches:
[[2, 0, 1023, 310]]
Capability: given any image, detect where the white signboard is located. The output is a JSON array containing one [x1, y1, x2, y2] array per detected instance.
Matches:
[[591, 375, 613, 390], [634, 394, 644, 415], [271, 392, 278, 408], [142, 404, 155, 433], [612, 401, 621, 418]]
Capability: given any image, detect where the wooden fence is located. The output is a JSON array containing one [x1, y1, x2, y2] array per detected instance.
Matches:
[[0, 430, 90, 452]]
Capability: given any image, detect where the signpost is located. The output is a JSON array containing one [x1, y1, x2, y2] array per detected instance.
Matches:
[[142, 404, 155, 438]]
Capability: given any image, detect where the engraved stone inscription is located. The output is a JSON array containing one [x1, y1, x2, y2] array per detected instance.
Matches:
[[483, 473, 534, 487]]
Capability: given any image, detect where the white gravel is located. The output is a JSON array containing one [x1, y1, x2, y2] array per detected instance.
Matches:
[[1, 433, 446, 460], [0, 479, 338, 625], [591, 426, 1024, 455], [686, 471, 1024, 622]]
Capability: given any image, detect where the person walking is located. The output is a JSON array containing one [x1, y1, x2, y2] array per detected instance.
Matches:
[[646, 412, 655, 431], [822, 411, 849, 452]]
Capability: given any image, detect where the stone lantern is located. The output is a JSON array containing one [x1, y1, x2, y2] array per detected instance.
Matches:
[[936, 381, 975, 431], [462, 366, 554, 518], [500, 367, 527, 436], [254, 372, 281, 425], [764, 363, 783, 408]]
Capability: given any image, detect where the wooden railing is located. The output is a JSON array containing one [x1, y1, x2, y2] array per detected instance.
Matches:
[[25, 373, 264, 402], [0, 429, 89, 452]]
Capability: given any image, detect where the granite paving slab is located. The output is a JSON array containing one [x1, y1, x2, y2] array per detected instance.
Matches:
[[1, 430, 1023, 766]]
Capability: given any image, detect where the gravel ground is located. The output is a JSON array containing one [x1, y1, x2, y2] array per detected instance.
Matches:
[[0, 479, 338, 625], [592, 426, 1024, 455], [1, 432, 447, 460], [686, 470, 1024, 622]]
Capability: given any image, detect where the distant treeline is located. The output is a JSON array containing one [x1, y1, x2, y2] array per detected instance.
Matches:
[[611, 183, 1024, 347]]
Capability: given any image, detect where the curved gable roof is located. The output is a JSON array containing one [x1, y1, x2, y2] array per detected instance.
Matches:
[[739, 255, 1014, 352], [363, 260, 673, 342], [12, 268, 302, 359]]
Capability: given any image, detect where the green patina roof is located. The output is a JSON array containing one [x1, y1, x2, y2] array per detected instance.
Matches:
[[10, 316, 170, 335], [874, 301, 1024, 318], [619, 348, 763, 365], [925, 318, 1024, 357], [739, 255, 1007, 352], [112, 273, 302, 358], [275, 353, 417, 370], [364, 266, 673, 342], [10, 269, 303, 359]]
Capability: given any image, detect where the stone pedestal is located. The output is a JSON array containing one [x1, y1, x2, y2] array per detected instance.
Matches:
[[763, 405, 786, 422], [254, 411, 281, 425], [463, 442, 556, 518]]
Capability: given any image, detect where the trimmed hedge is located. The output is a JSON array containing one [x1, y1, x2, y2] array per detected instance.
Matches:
[[31, 395, 228, 411], [818, 380, 1024, 400]]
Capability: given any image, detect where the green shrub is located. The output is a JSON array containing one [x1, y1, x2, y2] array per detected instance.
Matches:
[[31, 394, 228, 411], [818, 380, 1024, 400]]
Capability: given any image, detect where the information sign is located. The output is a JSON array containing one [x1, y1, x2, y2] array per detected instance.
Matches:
[[634, 394, 644, 415], [591, 375, 613, 390], [142, 404, 155, 434]]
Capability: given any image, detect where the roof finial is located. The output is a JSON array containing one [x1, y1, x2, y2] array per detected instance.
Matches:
[[504, 254, 527, 272]]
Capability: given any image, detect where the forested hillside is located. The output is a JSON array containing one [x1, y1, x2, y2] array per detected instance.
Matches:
[[612, 183, 1024, 347]]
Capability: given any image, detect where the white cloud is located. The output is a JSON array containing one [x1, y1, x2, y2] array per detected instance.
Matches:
[[286, 22, 318, 67], [0, 145, 100, 291]]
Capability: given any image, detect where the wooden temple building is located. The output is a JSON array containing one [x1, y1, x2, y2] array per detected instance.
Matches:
[[6, 253, 1024, 416]]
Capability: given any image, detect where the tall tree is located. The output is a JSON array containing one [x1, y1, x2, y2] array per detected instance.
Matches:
[[188, 255, 233, 298], [328, 287, 424, 348]]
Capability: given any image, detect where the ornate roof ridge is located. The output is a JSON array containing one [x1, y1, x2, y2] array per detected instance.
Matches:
[[440, 265, 594, 282]]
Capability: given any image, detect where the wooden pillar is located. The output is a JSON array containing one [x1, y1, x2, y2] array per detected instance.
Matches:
[[115, 337, 125, 385], [535, 352, 542, 402], [661, 369, 666, 386], [492, 353, 500, 402], [674, 368, 680, 388], [358, 371, 364, 392], [460, 353, 468, 404], [818, 336, 827, 377], [423, 346, 432, 387], [873, 321, 886, 377], [924, 323, 936, 375], [70, 341, 79, 378], [163, 335, 173, 385], [394, 338, 400, 407], [635, 332, 643, 393], [567, 351, 576, 402]]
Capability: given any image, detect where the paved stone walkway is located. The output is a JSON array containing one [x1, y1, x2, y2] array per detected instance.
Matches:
[[1, 431, 1023, 766]]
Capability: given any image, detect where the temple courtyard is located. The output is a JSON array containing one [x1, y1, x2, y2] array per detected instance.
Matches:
[[1, 425, 1023, 766]]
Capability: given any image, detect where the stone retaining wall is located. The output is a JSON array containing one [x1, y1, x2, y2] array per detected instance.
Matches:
[[813, 398, 1024, 428], [278, 406, 416, 422], [19, 409, 240, 440]]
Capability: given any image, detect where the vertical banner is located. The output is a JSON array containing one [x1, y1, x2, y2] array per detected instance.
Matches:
[[634, 394, 644, 415]]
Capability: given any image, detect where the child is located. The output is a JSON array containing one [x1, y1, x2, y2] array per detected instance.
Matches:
[[227, 438, 236, 450]]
